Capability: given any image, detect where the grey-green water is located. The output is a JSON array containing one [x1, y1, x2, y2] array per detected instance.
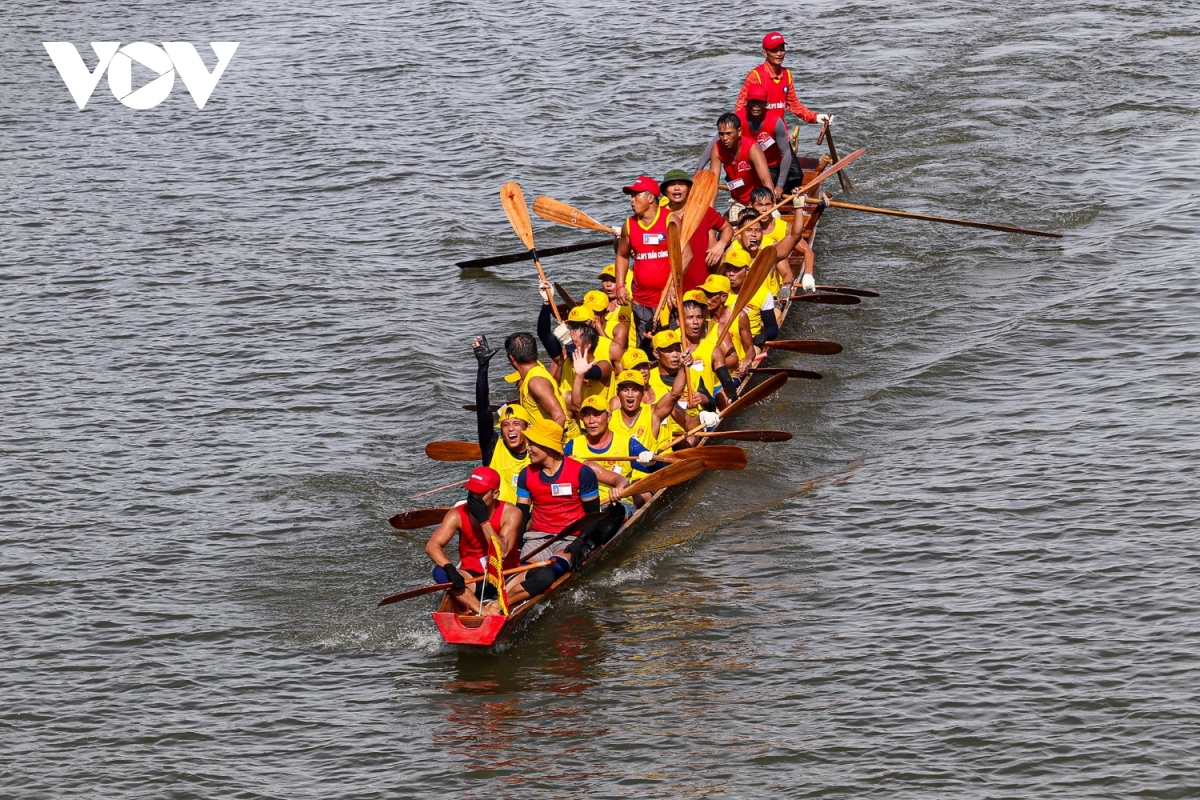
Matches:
[[3, 1, 1198, 796]]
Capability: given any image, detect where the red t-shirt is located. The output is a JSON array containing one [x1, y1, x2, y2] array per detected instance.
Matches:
[[684, 206, 726, 291], [717, 136, 763, 205], [625, 205, 673, 307], [736, 107, 785, 167]]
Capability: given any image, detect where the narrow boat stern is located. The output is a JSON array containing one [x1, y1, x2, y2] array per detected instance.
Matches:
[[432, 612, 507, 646]]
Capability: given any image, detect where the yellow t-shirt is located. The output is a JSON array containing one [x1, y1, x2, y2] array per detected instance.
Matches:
[[559, 335, 615, 407], [604, 305, 633, 350], [611, 402, 670, 453], [487, 441, 529, 505], [566, 429, 638, 504], [726, 283, 776, 337], [519, 362, 579, 439]]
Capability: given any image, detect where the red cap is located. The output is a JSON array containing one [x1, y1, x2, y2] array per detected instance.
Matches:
[[762, 32, 786, 50], [746, 83, 769, 102], [465, 466, 501, 494], [622, 175, 660, 196]]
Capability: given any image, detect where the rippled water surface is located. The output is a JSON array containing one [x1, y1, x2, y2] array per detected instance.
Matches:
[[3, 0, 1199, 796]]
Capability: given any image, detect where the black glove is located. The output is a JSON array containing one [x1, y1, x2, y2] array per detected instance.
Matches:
[[563, 534, 587, 564], [442, 563, 466, 591], [473, 335, 498, 366], [752, 333, 767, 348], [466, 494, 489, 524]]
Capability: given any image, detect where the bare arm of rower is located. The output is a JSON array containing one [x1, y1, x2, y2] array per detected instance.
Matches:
[[736, 311, 755, 375], [697, 138, 717, 174], [706, 216, 734, 267], [497, 503, 523, 561], [527, 375, 567, 427], [749, 144, 779, 201], [424, 509, 463, 569], [614, 221, 632, 305], [773, 117, 793, 189]]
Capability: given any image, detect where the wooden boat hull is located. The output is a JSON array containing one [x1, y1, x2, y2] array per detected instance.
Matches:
[[433, 156, 833, 648]]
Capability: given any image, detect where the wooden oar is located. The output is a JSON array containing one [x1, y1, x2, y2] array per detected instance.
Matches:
[[765, 339, 844, 355], [457, 238, 611, 270], [521, 510, 613, 561], [377, 561, 550, 607], [666, 217, 693, 403], [389, 507, 451, 530], [695, 429, 792, 443], [554, 282, 577, 308], [425, 441, 483, 462], [789, 292, 861, 305], [824, 198, 1063, 238], [817, 285, 879, 298], [500, 182, 564, 324], [678, 169, 719, 242], [733, 147, 866, 237], [750, 367, 822, 380], [715, 244, 777, 347], [412, 478, 468, 499], [667, 372, 789, 448], [533, 196, 617, 235], [817, 119, 853, 193], [602, 444, 747, 470]]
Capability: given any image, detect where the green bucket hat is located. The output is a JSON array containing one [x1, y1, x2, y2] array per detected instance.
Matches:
[[660, 169, 693, 188]]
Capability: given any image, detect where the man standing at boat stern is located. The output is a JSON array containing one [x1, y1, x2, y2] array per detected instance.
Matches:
[[734, 31, 831, 133], [614, 175, 671, 352], [504, 420, 624, 607]]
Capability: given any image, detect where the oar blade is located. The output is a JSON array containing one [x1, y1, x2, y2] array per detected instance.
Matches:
[[697, 430, 793, 443], [389, 507, 451, 530], [679, 169, 719, 242], [665, 444, 748, 470], [499, 182, 535, 251], [722, 371, 788, 419], [751, 367, 823, 380], [456, 238, 612, 270], [627, 456, 706, 494], [817, 285, 880, 298], [766, 339, 844, 355], [789, 292, 861, 305], [533, 196, 614, 235], [425, 441, 483, 462], [554, 282, 577, 308]]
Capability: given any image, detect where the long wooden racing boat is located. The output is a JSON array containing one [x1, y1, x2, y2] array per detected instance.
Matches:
[[432, 154, 835, 647]]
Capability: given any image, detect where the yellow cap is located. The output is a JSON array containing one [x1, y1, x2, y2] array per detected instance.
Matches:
[[598, 263, 617, 280], [498, 404, 531, 424], [524, 419, 564, 452], [614, 369, 646, 388], [723, 248, 751, 269], [567, 305, 595, 323], [579, 395, 610, 413], [653, 329, 682, 349], [700, 274, 731, 295], [682, 289, 709, 305], [503, 371, 521, 383], [582, 290, 608, 313], [621, 348, 650, 369]]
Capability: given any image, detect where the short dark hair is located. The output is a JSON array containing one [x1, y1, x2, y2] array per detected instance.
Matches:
[[682, 299, 707, 314], [568, 321, 599, 350], [737, 208, 762, 228], [505, 332, 539, 364], [749, 187, 773, 205], [716, 112, 740, 131]]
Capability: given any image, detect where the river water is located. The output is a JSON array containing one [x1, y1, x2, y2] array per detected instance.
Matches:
[[3, 0, 1198, 796]]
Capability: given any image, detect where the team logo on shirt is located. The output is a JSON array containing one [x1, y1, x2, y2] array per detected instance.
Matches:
[[642, 233, 665, 246]]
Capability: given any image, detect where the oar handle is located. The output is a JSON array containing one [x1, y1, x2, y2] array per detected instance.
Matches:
[[377, 561, 550, 607], [825, 196, 1063, 238], [530, 250, 564, 324], [817, 118, 829, 146]]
